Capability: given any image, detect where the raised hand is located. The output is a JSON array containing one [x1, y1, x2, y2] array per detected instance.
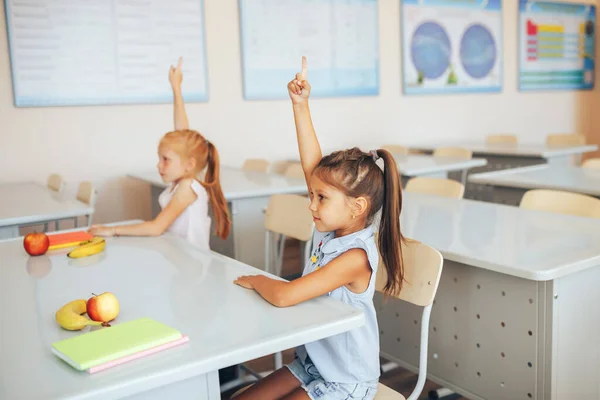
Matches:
[[169, 57, 183, 91], [287, 56, 311, 104]]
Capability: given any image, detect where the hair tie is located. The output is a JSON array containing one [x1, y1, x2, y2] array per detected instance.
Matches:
[[369, 150, 380, 162]]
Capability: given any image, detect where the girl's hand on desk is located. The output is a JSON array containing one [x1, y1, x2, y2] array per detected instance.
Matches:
[[287, 56, 310, 104], [234, 275, 256, 290], [88, 225, 116, 237]]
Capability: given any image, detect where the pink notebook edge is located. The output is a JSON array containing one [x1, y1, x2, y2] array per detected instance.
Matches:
[[87, 334, 189, 374]]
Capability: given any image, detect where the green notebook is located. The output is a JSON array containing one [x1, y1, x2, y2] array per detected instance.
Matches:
[[51, 317, 182, 371]]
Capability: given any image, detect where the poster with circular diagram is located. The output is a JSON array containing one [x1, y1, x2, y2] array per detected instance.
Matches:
[[402, 0, 502, 94]]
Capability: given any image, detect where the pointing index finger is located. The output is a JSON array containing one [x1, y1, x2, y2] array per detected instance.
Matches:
[[177, 57, 183, 69], [301, 56, 307, 79]]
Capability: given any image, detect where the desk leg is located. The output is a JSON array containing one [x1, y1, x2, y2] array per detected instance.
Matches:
[[0, 226, 19, 240], [227, 197, 271, 270], [123, 370, 220, 399]]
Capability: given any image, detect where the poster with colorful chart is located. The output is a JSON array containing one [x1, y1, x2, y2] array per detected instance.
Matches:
[[402, 0, 502, 94], [519, 1, 595, 91]]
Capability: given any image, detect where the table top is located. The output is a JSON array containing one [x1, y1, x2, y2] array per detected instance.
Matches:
[[401, 192, 600, 281], [0, 231, 364, 399], [468, 164, 600, 196], [129, 166, 307, 200], [393, 154, 487, 176], [0, 183, 94, 228], [411, 143, 598, 158]]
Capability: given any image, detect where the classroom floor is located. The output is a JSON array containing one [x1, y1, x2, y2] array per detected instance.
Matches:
[[222, 239, 468, 400]]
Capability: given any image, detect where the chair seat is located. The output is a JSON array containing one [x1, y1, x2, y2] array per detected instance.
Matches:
[[375, 383, 405, 399]]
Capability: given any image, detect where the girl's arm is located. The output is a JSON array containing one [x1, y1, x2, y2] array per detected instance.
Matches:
[[234, 249, 371, 307], [170, 57, 189, 131], [288, 57, 322, 193], [88, 179, 197, 237]]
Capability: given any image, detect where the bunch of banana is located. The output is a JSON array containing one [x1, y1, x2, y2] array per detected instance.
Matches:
[[67, 237, 106, 259], [55, 299, 103, 331]]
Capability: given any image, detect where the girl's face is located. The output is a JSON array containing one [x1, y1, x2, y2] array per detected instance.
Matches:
[[157, 145, 191, 183], [308, 174, 366, 237]]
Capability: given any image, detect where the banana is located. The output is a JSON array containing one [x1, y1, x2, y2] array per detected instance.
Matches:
[[67, 237, 106, 259], [55, 299, 103, 331]]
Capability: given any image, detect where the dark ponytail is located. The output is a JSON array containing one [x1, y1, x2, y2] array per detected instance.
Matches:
[[376, 149, 404, 296]]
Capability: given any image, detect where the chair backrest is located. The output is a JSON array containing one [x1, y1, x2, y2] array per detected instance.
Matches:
[[76, 181, 97, 206], [487, 134, 518, 145], [376, 238, 443, 306], [582, 157, 600, 169], [404, 177, 464, 199], [284, 163, 305, 180], [264, 194, 314, 241], [520, 189, 600, 219], [47, 174, 64, 192], [375, 239, 443, 400], [242, 158, 270, 173], [433, 147, 472, 159], [546, 133, 586, 146], [270, 160, 294, 175], [382, 144, 409, 156]]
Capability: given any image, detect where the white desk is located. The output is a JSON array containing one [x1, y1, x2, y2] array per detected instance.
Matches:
[[0, 183, 94, 239], [128, 167, 307, 270], [393, 154, 487, 185], [377, 192, 600, 400], [411, 142, 598, 200], [0, 231, 364, 400], [468, 164, 600, 205]]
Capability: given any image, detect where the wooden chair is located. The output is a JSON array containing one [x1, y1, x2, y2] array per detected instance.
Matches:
[[242, 159, 270, 173], [546, 133, 586, 146], [582, 158, 600, 169], [519, 189, 600, 219], [374, 239, 444, 399], [270, 161, 294, 175], [382, 145, 410, 156], [44, 174, 65, 231], [404, 177, 464, 199], [433, 147, 472, 160], [487, 134, 518, 145], [47, 174, 64, 192], [283, 163, 305, 180], [76, 181, 97, 227]]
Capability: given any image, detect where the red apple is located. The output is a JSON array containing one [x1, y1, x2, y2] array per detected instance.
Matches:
[[23, 232, 50, 256], [86, 292, 120, 323]]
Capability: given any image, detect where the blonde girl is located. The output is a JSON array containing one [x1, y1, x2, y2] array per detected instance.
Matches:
[[90, 59, 230, 249]]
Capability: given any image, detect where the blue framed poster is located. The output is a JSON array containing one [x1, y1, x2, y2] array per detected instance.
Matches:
[[239, 0, 379, 100], [519, 0, 595, 91], [4, 0, 209, 107], [401, 0, 503, 95]]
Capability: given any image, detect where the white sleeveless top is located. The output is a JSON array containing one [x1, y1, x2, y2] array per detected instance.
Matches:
[[296, 225, 381, 384], [158, 179, 211, 250]]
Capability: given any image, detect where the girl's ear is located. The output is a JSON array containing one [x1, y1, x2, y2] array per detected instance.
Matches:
[[353, 196, 369, 218], [185, 157, 197, 173]]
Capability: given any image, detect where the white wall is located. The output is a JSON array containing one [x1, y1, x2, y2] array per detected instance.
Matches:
[[1, 0, 597, 224]]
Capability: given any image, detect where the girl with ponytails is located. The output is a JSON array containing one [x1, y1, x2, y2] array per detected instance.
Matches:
[[233, 57, 404, 400], [90, 58, 230, 249]]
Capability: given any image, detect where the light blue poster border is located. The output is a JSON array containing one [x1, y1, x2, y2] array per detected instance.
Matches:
[[401, 0, 503, 95], [238, 0, 380, 100], [518, 0, 596, 92], [4, 0, 210, 107]]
